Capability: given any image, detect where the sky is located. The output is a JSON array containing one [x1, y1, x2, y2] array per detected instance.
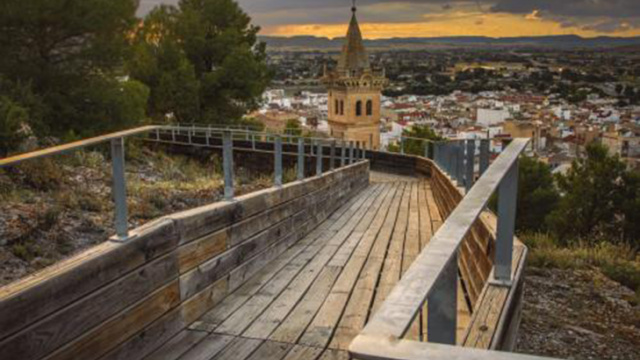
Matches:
[[138, 0, 640, 39]]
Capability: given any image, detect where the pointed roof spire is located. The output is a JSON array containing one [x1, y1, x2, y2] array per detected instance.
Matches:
[[337, 0, 370, 76]]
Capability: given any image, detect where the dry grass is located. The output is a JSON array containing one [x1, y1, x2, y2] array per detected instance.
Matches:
[[523, 233, 640, 304]]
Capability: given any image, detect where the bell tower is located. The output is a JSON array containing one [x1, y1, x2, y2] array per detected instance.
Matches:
[[323, 2, 387, 150]]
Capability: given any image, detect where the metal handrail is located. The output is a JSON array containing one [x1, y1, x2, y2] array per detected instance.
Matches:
[[349, 138, 559, 360], [0, 125, 369, 241]]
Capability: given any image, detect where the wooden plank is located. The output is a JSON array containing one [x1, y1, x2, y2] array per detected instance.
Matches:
[[191, 185, 380, 333], [318, 349, 350, 360], [242, 187, 388, 339], [143, 330, 207, 360], [268, 266, 341, 344], [179, 215, 299, 300], [0, 218, 178, 342], [298, 185, 398, 348], [179, 334, 235, 360], [1, 252, 179, 360], [46, 280, 181, 360], [179, 229, 227, 274], [282, 345, 323, 360], [371, 183, 410, 314], [245, 341, 292, 360], [329, 183, 406, 350], [181, 277, 229, 325], [210, 337, 263, 360]]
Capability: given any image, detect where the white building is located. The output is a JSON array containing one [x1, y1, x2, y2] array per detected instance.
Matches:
[[477, 108, 510, 127]]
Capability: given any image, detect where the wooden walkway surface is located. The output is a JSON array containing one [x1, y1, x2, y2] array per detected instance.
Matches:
[[145, 175, 471, 360]]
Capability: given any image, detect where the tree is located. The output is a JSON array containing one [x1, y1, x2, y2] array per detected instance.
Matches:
[[548, 143, 627, 245], [285, 119, 303, 137], [0, 0, 143, 138], [515, 156, 559, 232], [389, 125, 443, 156], [131, 0, 271, 125], [128, 6, 200, 123]]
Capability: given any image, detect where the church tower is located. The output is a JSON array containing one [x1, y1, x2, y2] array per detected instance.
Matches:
[[323, 2, 387, 149]]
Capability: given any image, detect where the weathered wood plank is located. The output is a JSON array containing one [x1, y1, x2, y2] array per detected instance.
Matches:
[[143, 330, 207, 360], [178, 334, 235, 360], [281, 345, 323, 360], [299, 185, 397, 348], [191, 185, 379, 333], [329, 183, 406, 350], [0, 218, 178, 342], [1, 252, 179, 360], [318, 349, 350, 360], [46, 280, 181, 360], [209, 337, 263, 360], [403, 183, 422, 341], [242, 187, 388, 340], [245, 341, 292, 360]]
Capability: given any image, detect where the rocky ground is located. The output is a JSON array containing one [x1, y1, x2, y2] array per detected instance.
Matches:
[[0, 146, 275, 286], [517, 267, 640, 359]]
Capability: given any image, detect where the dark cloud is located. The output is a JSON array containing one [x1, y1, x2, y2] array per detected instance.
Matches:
[[491, 0, 640, 18], [137, 0, 640, 33]]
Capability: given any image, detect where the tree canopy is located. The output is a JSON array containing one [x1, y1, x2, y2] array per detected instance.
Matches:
[[129, 0, 271, 124]]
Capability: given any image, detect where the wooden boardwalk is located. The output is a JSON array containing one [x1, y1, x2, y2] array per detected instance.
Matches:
[[145, 177, 471, 360]]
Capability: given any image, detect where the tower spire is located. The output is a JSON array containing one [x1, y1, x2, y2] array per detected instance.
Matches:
[[352, 0, 357, 13]]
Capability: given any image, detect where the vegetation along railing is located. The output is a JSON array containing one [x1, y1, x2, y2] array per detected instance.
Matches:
[[0, 125, 368, 242], [349, 138, 560, 360]]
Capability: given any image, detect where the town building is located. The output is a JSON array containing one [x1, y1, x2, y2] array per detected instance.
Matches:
[[322, 4, 388, 149]]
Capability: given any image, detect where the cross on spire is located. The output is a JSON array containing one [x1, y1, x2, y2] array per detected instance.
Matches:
[[352, 0, 357, 13]]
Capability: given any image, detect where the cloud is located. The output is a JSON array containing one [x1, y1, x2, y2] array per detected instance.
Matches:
[[137, 0, 640, 36]]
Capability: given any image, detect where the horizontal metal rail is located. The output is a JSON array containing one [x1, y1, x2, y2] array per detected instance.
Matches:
[[350, 138, 559, 360], [0, 125, 367, 242]]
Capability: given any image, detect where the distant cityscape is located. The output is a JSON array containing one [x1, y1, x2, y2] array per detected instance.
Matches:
[[254, 46, 640, 173]]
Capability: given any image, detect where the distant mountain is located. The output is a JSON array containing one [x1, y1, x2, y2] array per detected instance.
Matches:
[[259, 35, 640, 51]]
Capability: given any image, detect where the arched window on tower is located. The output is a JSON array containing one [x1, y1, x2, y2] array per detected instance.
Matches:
[[366, 100, 373, 116], [335, 99, 339, 115], [340, 101, 344, 115], [356, 101, 362, 116]]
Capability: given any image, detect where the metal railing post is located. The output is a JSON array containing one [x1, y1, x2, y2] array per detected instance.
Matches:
[[400, 137, 405, 155], [298, 138, 305, 180], [349, 141, 354, 164], [155, 128, 160, 141], [171, 128, 176, 143], [480, 139, 490, 176], [456, 140, 465, 187], [424, 140, 429, 159], [316, 141, 323, 176], [434, 142, 441, 167], [341, 141, 347, 167], [427, 253, 458, 345], [252, 134, 256, 150], [466, 140, 476, 192], [330, 141, 336, 170], [369, 133, 374, 150], [110, 137, 129, 240], [275, 135, 283, 187], [188, 127, 192, 144], [223, 130, 234, 200], [495, 160, 518, 284]]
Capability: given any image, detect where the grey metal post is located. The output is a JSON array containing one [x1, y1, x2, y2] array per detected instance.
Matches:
[[349, 141, 354, 164], [245, 128, 250, 140], [206, 129, 210, 146], [110, 138, 129, 240], [223, 131, 234, 200], [155, 128, 160, 141], [400, 137, 405, 155], [448, 143, 457, 179], [355, 142, 360, 161], [427, 253, 458, 345], [434, 142, 441, 167], [466, 140, 476, 192], [297, 138, 305, 180], [341, 142, 347, 167], [275, 135, 283, 187], [369, 133, 374, 150], [495, 160, 518, 283], [252, 134, 256, 150], [316, 141, 323, 175], [456, 141, 465, 186], [330, 141, 336, 170], [188, 127, 192, 144], [171, 128, 176, 142], [480, 139, 490, 176]]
